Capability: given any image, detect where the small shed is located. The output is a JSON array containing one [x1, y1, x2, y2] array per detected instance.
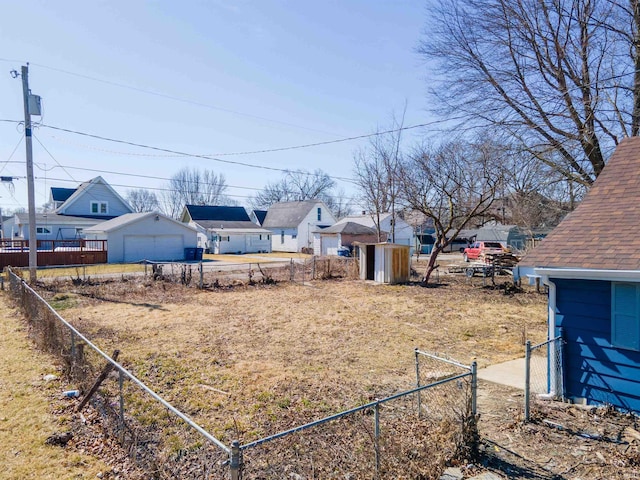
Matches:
[[357, 242, 410, 284], [85, 212, 197, 263]]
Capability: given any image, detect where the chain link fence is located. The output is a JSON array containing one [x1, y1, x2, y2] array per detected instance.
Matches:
[[6, 268, 232, 479], [524, 335, 564, 422], [5, 267, 477, 478], [140, 256, 358, 288], [233, 350, 478, 479]]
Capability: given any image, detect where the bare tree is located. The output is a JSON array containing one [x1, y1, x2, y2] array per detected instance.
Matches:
[[250, 169, 338, 209], [400, 138, 505, 284], [324, 188, 353, 219], [498, 148, 579, 232], [126, 188, 159, 213], [353, 114, 405, 242], [160, 167, 231, 218], [419, 0, 640, 187]]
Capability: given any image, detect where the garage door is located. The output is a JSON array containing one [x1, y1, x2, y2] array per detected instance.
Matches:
[[123, 235, 184, 262], [321, 236, 339, 256]]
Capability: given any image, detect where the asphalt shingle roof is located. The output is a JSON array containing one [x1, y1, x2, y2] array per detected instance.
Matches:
[[50, 187, 76, 202], [185, 205, 250, 222], [262, 200, 322, 228], [519, 136, 640, 270], [319, 222, 378, 235]]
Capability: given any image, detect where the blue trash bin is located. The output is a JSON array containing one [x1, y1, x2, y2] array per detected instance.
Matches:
[[184, 248, 196, 261], [195, 248, 204, 260]]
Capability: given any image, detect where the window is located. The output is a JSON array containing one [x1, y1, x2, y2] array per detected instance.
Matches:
[[317, 207, 322, 221], [91, 201, 108, 214], [75, 228, 83, 236], [292, 234, 297, 239], [36, 227, 51, 234], [281, 231, 285, 244], [267, 235, 270, 241], [612, 282, 640, 351]]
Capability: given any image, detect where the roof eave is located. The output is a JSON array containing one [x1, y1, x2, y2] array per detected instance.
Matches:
[[535, 267, 640, 282]]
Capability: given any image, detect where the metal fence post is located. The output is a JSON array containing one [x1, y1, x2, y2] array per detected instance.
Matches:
[[471, 361, 477, 417], [524, 340, 531, 422], [414, 348, 421, 418], [557, 329, 565, 401], [230, 440, 242, 480], [199, 261, 203, 289], [290, 259, 294, 282], [119, 369, 125, 442], [374, 400, 380, 477]]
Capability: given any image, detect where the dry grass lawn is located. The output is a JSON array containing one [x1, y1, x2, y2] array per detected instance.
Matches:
[[42, 276, 547, 444], [0, 296, 109, 479]]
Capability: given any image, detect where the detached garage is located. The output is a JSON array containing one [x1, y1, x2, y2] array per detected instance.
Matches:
[[84, 212, 197, 263]]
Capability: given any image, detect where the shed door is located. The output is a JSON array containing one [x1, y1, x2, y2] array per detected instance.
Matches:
[[366, 245, 375, 280], [124, 235, 184, 262]]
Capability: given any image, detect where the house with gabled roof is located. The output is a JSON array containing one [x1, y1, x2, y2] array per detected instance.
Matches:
[[7, 177, 133, 242], [516, 137, 640, 414], [334, 213, 414, 249], [262, 200, 336, 252], [312, 221, 382, 256], [54, 176, 132, 219], [181, 205, 272, 254]]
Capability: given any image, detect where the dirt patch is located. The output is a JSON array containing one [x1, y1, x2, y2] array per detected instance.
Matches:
[[477, 380, 640, 479]]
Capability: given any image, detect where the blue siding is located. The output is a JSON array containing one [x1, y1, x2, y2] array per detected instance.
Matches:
[[553, 278, 640, 413]]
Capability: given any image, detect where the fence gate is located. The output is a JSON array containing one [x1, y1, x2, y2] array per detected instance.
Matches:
[[524, 335, 564, 421]]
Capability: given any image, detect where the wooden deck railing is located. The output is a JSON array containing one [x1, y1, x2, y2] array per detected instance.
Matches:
[[0, 239, 107, 269]]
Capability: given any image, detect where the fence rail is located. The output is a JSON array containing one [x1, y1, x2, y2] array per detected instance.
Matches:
[[5, 267, 478, 478], [524, 335, 564, 422], [0, 239, 107, 269]]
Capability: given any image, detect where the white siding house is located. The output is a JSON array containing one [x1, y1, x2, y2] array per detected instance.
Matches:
[[181, 205, 272, 254], [262, 200, 336, 252], [8, 212, 107, 241], [85, 212, 197, 263], [5, 177, 134, 242], [54, 176, 133, 219]]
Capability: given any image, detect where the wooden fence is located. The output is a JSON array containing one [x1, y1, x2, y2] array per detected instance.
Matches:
[[0, 239, 107, 269]]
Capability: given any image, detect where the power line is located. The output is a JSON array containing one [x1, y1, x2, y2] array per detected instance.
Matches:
[[0, 134, 24, 176], [26, 62, 344, 137], [2, 158, 365, 204], [37, 123, 359, 183]]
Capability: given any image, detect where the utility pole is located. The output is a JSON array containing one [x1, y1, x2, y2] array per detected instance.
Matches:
[[19, 64, 38, 282]]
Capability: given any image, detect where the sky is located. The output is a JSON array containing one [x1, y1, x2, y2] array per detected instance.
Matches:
[[0, 0, 436, 214]]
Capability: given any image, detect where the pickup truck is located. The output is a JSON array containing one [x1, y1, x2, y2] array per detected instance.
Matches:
[[463, 241, 504, 262]]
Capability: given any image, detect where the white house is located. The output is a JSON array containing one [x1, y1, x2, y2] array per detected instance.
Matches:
[[312, 222, 380, 256], [6, 212, 106, 241], [181, 205, 272, 254], [262, 200, 336, 252], [5, 176, 134, 242], [54, 176, 133, 219], [333, 213, 414, 250], [84, 212, 197, 263]]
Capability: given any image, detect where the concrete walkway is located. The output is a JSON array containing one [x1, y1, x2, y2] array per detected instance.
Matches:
[[477, 356, 547, 392]]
